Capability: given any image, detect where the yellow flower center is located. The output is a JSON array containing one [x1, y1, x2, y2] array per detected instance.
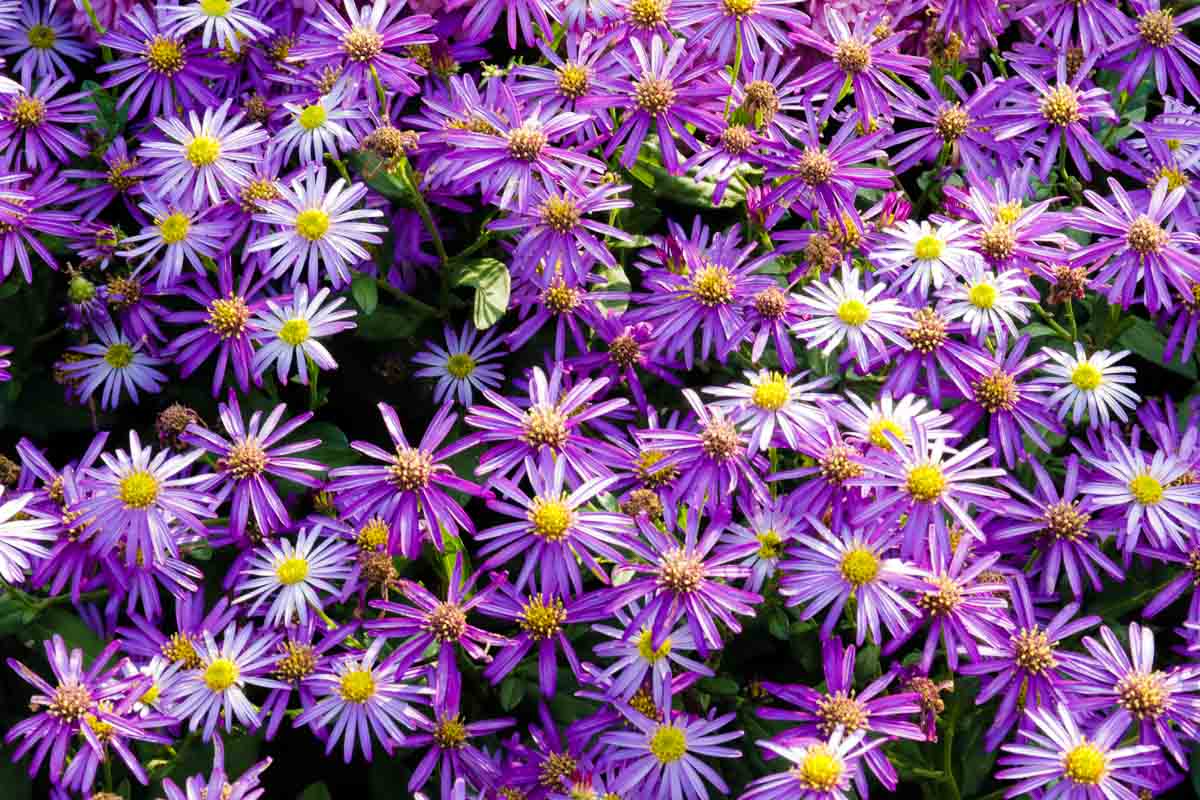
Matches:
[[356, 518, 389, 550], [836, 299, 870, 326], [27, 24, 57, 49], [689, 264, 735, 306], [119, 470, 160, 509], [907, 464, 947, 502], [840, 547, 880, 587], [968, 282, 997, 309], [756, 529, 783, 559], [295, 209, 330, 241], [275, 556, 309, 585], [203, 658, 239, 692], [1070, 362, 1102, 390], [338, 669, 376, 703], [1063, 742, 1106, 785], [649, 725, 686, 764], [200, 0, 232, 16], [9, 96, 47, 128], [914, 234, 944, 260], [636, 629, 672, 663], [868, 418, 906, 449], [139, 684, 161, 706], [446, 353, 476, 379], [298, 104, 327, 130], [751, 372, 790, 411], [723, 0, 757, 16], [519, 596, 568, 640], [797, 747, 844, 791], [1129, 474, 1164, 506], [278, 318, 310, 346], [104, 342, 136, 369], [158, 212, 191, 244], [530, 498, 572, 542], [995, 201, 1023, 225], [556, 63, 590, 98], [186, 135, 221, 167], [145, 36, 185, 74]]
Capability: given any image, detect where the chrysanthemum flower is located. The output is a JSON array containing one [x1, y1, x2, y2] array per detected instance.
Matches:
[[478, 453, 632, 595], [676, 0, 807, 63], [0, 488, 55, 583], [836, 390, 956, 455], [780, 518, 922, 645], [1105, 1, 1200, 102], [173, 622, 286, 741], [939, 260, 1035, 349], [704, 369, 835, 454], [412, 322, 505, 408], [250, 285, 357, 386], [62, 321, 168, 409], [138, 98, 268, 206], [792, 266, 914, 372], [718, 495, 801, 593], [996, 703, 1160, 799], [870, 219, 977, 297], [1040, 343, 1139, 428], [119, 195, 225, 289], [0, 75, 90, 170], [328, 402, 483, 557], [403, 695, 514, 795], [590, 600, 712, 707], [296, 637, 430, 762], [234, 527, 359, 627], [887, 75, 1012, 176], [742, 727, 880, 800], [0, 174, 83, 283], [246, 165, 387, 290], [275, 82, 363, 165], [724, 282, 805, 373], [0, 0, 88, 85]]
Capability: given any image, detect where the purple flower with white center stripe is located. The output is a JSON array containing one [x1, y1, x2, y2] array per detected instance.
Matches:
[[792, 266, 915, 373], [182, 392, 324, 538], [887, 75, 1014, 176], [742, 727, 880, 800], [328, 402, 484, 558], [234, 527, 359, 628], [1011, 0, 1132, 53], [62, 320, 169, 410], [119, 195, 226, 290], [704, 369, 837, 455], [250, 285, 357, 386], [0, 173, 81, 282]]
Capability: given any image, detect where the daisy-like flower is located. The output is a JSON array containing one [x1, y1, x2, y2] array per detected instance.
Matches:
[[138, 98, 268, 206], [412, 322, 505, 408], [1070, 177, 1200, 312], [960, 576, 1100, 750], [602, 699, 741, 800], [0, 0, 88, 85], [328, 403, 484, 557], [250, 285, 357, 386], [675, 0, 807, 63], [246, 165, 387, 290], [0, 172, 77, 282], [294, 638, 429, 762], [275, 82, 362, 164], [62, 321, 168, 409], [119, 196, 224, 289], [887, 75, 1012, 176], [234, 528, 359, 627], [182, 393, 325, 538], [854, 422, 1005, 558], [997, 703, 1161, 798], [870, 219, 977, 297], [1106, 1, 1200, 103], [1079, 429, 1200, 557], [991, 455, 1122, 598], [73, 430, 213, 568], [61, 135, 144, 220], [836, 390, 956, 454], [159, 0, 272, 52], [1041, 344, 1139, 428], [719, 496, 802, 593], [477, 453, 632, 595], [590, 600, 713, 706], [173, 622, 286, 741], [159, 736, 272, 800], [0, 489, 55, 583], [403, 695, 514, 795], [608, 510, 761, 656], [939, 260, 1035, 348], [704, 369, 836, 454], [780, 517, 922, 646], [742, 727, 879, 800], [792, 266, 914, 372], [463, 0, 559, 47], [0, 75, 90, 170]]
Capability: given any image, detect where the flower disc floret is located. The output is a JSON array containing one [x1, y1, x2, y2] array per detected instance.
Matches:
[[649, 725, 686, 764]]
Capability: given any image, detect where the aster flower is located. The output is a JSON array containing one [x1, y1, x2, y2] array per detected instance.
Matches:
[[404, 694, 514, 796], [119, 195, 225, 288], [412, 322, 505, 408], [118, 591, 237, 669], [96, 5, 227, 118], [0, 172, 78, 282], [780, 518, 923, 646], [836, 391, 956, 454], [288, 0, 436, 102], [246, 165, 387, 290], [1041, 343, 1140, 428], [1070, 177, 1200, 312], [601, 699, 741, 800], [997, 703, 1160, 798], [887, 75, 1013, 175], [160, 0, 272, 52], [61, 135, 145, 220], [704, 369, 835, 454], [939, 260, 1035, 349], [477, 453, 632, 595], [1013, 0, 1131, 52], [960, 576, 1100, 750], [0, 0, 88, 85], [723, 283, 805, 373], [792, 265, 914, 372], [61, 321, 168, 409], [769, 419, 867, 530], [0, 75, 90, 170], [328, 402, 484, 557], [466, 364, 628, 485], [789, 6, 928, 126], [138, 99, 268, 206], [607, 509, 761, 656], [718, 496, 802, 593], [160, 736, 272, 800], [869, 306, 991, 407], [463, 0, 559, 47], [234, 527, 359, 627], [870, 219, 977, 297], [250, 285, 357, 386], [295, 637, 429, 761], [0, 488, 55, 583], [742, 728, 880, 800], [275, 82, 363, 164], [992, 54, 1117, 182], [991, 455, 1122, 598], [1103, 1, 1200, 102], [678, 1, 808, 63]]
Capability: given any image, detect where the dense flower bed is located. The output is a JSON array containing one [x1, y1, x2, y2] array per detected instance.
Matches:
[[2, 0, 1200, 798]]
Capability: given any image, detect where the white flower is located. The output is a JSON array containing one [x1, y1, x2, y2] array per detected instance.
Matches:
[[275, 83, 361, 165], [159, 0, 272, 52], [939, 259, 1035, 347], [251, 285, 356, 385], [1041, 344, 1139, 428], [871, 219, 976, 296], [792, 266, 914, 371], [119, 196, 223, 288], [704, 368, 835, 453], [835, 390, 958, 451], [235, 527, 359, 627], [0, 490, 55, 583]]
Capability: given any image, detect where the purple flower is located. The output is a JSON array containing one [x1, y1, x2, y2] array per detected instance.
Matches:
[[887, 75, 1013, 176], [404, 694, 514, 797], [463, 0, 558, 48], [742, 727, 880, 800], [250, 285, 357, 386], [60, 135, 145, 220], [0, 0, 89, 85], [1012, 0, 1132, 52], [160, 736, 272, 800], [328, 402, 484, 557], [62, 320, 169, 409], [677, 0, 806, 63], [0, 488, 55, 583], [412, 322, 506, 408], [0, 75, 89, 170], [119, 194, 226, 289]]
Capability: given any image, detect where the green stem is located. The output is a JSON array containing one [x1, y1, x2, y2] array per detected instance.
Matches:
[[307, 357, 320, 411], [401, 160, 448, 266], [372, 276, 442, 317], [370, 65, 390, 116], [79, 0, 114, 62], [325, 154, 352, 184], [724, 25, 743, 119], [104, 756, 113, 793], [942, 697, 962, 800], [1063, 297, 1078, 340], [1032, 304, 1073, 342]]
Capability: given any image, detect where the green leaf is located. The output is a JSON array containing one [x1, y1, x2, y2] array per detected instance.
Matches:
[[1118, 317, 1196, 378], [355, 305, 431, 341], [499, 676, 525, 711], [347, 150, 412, 202], [767, 607, 790, 640], [1191, 743, 1200, 798], [454, 259, 511, 330], [634, 142, 747, 209], [596, 265, 630, 314], [351, 274, 378, 316], [300, 783, 333, 800], [296, 421, 359, 470], [697, 677, 739, 696], [35, 608, 104, 660]]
